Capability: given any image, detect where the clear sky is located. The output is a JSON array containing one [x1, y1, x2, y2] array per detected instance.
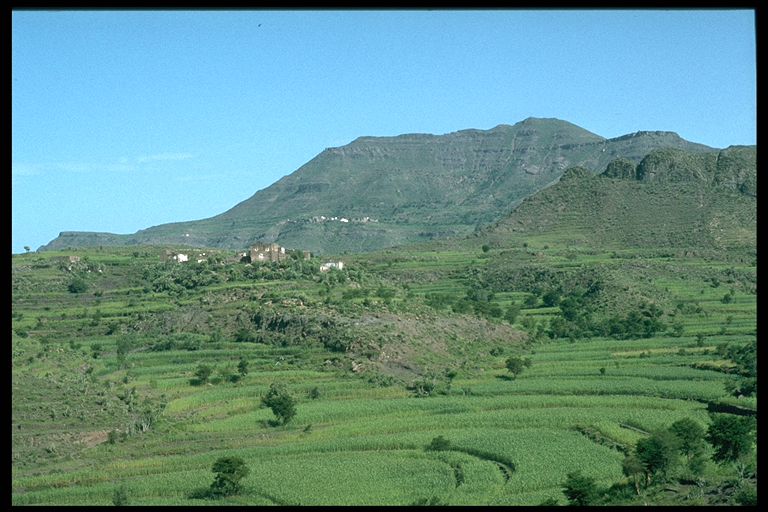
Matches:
[[12, 9, 756, 254]]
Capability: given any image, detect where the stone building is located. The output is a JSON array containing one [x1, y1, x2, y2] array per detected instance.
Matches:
[[249, 243, 287, 263]]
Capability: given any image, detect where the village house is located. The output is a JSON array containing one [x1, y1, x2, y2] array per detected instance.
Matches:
[[169, 252, 189, 263], [164, 249, 211, 264], [320, 261, 344, 272], [249, 243, 287, 263]]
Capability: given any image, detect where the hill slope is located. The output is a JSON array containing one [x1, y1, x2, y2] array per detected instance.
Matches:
[[477, 145, 756, 251], [40, 118, 715, 254]]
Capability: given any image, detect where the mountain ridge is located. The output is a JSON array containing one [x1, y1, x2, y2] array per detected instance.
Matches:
[[39, 118, 721, 254]]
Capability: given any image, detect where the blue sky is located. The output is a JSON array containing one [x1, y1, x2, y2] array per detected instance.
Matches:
[[12, 9, 756, 254]]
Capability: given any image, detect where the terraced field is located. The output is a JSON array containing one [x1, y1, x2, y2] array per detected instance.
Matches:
[[11, 243, 756, 505]]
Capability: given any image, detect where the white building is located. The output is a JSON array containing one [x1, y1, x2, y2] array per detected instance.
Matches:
[[320, 261, 344, 272]]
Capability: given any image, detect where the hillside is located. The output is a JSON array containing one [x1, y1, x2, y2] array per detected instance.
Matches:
[[12, 236, 756, 505], [475, 145, 756, 252], [39, 118, 715, 254]]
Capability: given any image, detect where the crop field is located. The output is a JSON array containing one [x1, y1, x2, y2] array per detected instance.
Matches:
[[11, 242, 756, 505]]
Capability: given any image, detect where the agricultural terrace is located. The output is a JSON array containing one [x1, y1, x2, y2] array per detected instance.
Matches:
[[12, 243, 756, 505]]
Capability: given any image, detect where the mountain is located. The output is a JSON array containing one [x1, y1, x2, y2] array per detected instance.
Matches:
[[39, 118, 717, 254], [476, 145, 756, 251]]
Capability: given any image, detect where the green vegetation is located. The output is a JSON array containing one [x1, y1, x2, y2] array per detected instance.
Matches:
[[208, 457, 250, 498], [112, 484, 128, 506], [706, 415, 756, 464], [504, 356, 531, 379], [562, 471, 599, 506], [261, 382, 297, 425]]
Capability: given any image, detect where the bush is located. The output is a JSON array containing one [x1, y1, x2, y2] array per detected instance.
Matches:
[[190, 364, 213, 386], [426, 435, 451, 451], [505, 356, 531, 379], [504, 303, 521, 324], [234, 327, 257, 343], [112, 484, 128, 506], [237, 357, 249, 377], [261, 382, 296, 424], [735, 484, 757, 506], [562, 471, 598, 506], [68, 277, 89, 294], [209, 456, 249, 497]]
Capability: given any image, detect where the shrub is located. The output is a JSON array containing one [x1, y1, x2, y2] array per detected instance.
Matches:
[[235, 327, 257, 343], [505, 356, 531, 379], [112, 484, 128, 506], [562, 471, 598, 506], [237, 357, 249, 377], [190, 364, 213, 386], [426, 435, 451, 451], [261, 382, 296, 424], [504, 303, 521, 324], [735, 484, 757, 506], [68, 277, 89, 294], [208, 456, 249, 497]]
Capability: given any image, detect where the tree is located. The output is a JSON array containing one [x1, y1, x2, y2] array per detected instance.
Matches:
[[24, 246, 31, 253], [261, 382, 296, 424], [505, 356, 531, 379], [622, 454, 645, 494], [669, 418, 706, 462], [237, 356, 249, 377], [209, 456, 249, 497], [635, 431, 680, 484], [541, 289, 561, 307], [706, 414, 755, 464], [562, 471, 598, 506]]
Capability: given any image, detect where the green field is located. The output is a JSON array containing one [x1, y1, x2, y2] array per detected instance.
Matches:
[[11, 241, 756, 505]]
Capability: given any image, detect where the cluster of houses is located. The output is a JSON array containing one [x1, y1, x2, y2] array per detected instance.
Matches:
[[165, 250, 209, 264], [309, 215, 378, 224], [165, 243, 343, 272]]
